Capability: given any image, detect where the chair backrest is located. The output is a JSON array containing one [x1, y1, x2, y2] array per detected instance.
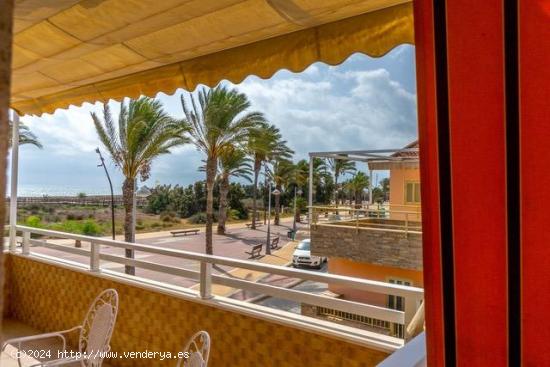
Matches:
[[176, 331, 211, 367], [79, 289, 119, 366]]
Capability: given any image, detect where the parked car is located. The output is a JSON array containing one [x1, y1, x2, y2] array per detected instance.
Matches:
[[292, 239, 326, 269]]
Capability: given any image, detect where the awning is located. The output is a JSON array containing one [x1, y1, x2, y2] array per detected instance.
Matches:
[[309, 141, 419, 170], [11, 0, 413, 116]]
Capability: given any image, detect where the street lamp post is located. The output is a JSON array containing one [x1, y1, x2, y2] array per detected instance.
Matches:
[[292, 187, 303, 234], [95, 148, 115, 240], [266, 185, 280, 255]]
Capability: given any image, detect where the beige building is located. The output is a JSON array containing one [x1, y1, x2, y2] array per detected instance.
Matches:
[[369, 140, 421, 221], [309, 141, 422, 338]]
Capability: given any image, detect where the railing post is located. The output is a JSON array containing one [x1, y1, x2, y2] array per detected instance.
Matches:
[[9, 111, 20, 252], [200, 261, 213, 299], [405, 212, 409, 236], [90, 242, 100, 272], [22, 230, 30, 255]]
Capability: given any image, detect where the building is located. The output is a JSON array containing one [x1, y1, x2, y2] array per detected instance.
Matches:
[[308, 142, 422, 338]]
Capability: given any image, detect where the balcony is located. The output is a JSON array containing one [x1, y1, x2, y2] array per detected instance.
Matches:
[[309, 206, 422, 271], [2, 225, 424, 366]]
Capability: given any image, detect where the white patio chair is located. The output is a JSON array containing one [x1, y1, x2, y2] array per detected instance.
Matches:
[[2, 288, 119, 366], [176, 331, 211, 367]]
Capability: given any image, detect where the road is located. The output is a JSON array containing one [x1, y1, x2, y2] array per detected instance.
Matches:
[[29, 218, 304, 289], [255, 263, 328, 313]]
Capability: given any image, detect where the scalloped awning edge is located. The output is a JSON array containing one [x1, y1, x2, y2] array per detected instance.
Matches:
[[12, 2, 413, 116]]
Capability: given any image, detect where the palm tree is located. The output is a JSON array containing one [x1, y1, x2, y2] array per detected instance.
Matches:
[[269, 158, 294, 225], [247, 124, 292, 229], [181, 85, 265, 254], [217, 148, 252, 234], [92, 97, 188, 274], [327, 158, 356, 207], [345, 172, 370, 206], [9, 121, 42, 148]]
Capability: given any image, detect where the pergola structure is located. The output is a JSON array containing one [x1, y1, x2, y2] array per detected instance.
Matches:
[[307, 146, 419, 217], [1, 0, 550, 366]]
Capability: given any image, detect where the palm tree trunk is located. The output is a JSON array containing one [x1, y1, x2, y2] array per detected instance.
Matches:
[[122, 177, 135, 275], [217, 175, 229, 235], [274, 184, 281, 225], [251, 158, 261, 229], [205, 156, 216, 255], [334, 175, 339, 215]]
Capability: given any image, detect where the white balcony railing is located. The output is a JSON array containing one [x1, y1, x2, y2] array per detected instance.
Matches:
[[309, 206, 422, 234], [8, 225, 424, 351]]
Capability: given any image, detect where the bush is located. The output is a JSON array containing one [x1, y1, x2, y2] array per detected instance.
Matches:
[[26, 215, 41, 227], [188, 212, 207, 224], [160, 211, 176, 222], [66, 212, 84, 221], [188, 212, 217, 224], [81, 220, 101, 236], [228, 209, 247, 220]]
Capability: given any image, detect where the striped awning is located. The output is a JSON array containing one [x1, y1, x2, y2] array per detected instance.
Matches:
[[11, 0, 413, 115]]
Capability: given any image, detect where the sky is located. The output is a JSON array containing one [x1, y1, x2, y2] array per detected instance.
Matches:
[[13, 45, 417, 196]]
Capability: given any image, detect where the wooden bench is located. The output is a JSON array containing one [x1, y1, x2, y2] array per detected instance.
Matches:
[[245, 244, 263, 258], [170, 228, 200, 237], [245, 222, 263, 228], [270, 237, 280, 249]]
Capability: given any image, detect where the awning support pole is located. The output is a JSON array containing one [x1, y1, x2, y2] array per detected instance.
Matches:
[[9, 110, 19, 252], [308, 156, 313, 225], [369, 169, 374, 205]]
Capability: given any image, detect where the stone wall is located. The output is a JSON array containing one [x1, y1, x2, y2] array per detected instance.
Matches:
[[311, 223, 422, 270]]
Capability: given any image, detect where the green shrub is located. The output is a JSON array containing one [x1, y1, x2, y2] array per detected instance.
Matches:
[[228, 209, 241, 220], [150, 222, 162, 228], [229, 208, 248, 220], [81, 220, 101, 236], [26, 215, 41, 227], [66, 212, 84, 221], [188, 212, 217, 224], [160, 213, 173, 222]]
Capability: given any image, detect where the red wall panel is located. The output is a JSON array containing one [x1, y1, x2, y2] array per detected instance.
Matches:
[[412, 1, 445, 365], [520, 2, 550, 366], [445, 1, 508, 365]]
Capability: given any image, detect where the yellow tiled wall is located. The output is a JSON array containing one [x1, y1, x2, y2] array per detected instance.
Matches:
[[3, 254, 389, 366]]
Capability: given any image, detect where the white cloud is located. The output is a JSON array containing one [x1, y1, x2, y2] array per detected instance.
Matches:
[[233, 67, 417, 159], [16, 51, 418, 194]]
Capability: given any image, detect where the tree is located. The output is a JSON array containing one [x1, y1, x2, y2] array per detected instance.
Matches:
[[10, 121, 42, 148], [247, 124, 292, 229], [344, 172, 370, 206], [269, 158, 294, 225], [181, 85, 265, 254], [327, 158, 356, 206], [380, 177, 390, 201], [295, 157, 329, 201], [217, 148, 252, 234], [92, 97, 188, 274]]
